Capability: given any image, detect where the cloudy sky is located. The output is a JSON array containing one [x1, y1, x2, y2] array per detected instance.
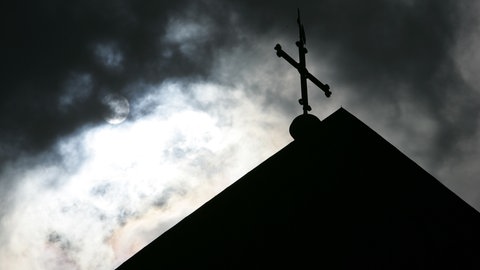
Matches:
[[2, 0, 480, 269]]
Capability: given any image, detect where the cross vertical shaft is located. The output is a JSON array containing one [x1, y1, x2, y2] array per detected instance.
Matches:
[[297, 35, 309, 114]]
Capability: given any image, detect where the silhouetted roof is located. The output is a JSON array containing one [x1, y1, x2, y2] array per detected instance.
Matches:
[[117, 107, 480, 269]]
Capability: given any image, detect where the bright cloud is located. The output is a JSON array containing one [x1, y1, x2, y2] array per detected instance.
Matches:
[[0, 80, 291, 269]]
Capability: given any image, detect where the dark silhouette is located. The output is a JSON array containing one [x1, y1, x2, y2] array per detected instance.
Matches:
[[274, 9, 331, 115], [117, 108, 480, 269]]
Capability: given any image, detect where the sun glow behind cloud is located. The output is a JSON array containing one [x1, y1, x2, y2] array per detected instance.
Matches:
[[0, 80, 292, 269]]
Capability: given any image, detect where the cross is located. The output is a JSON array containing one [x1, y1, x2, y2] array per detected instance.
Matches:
[[275, 9, 331, 115]]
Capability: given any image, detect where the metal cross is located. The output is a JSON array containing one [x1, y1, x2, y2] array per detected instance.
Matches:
[[275, 9, 331, 115]]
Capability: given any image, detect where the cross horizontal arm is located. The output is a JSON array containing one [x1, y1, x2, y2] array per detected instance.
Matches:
[[275, 44, 331, 97]]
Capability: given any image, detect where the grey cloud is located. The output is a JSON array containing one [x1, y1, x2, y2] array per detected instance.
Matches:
[[90, 182, 112, 197], [47, 231, 76, 252], [58, 73, 94, 110]]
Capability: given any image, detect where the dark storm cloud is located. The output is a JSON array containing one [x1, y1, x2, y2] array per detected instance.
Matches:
[[1, 0, 239, 165], [2, 0, 478, 178], [306, 1, 480, 161]]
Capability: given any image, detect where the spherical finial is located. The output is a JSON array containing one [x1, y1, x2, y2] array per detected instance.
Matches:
[[289, 114, 322, 141]]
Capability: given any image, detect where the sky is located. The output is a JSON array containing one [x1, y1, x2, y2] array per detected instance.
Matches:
[[1, 0, 480, 269]]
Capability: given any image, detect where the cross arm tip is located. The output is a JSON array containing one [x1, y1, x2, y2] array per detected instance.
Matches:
[[324, 84, 332, 97], [274, 44, 284, 57]]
